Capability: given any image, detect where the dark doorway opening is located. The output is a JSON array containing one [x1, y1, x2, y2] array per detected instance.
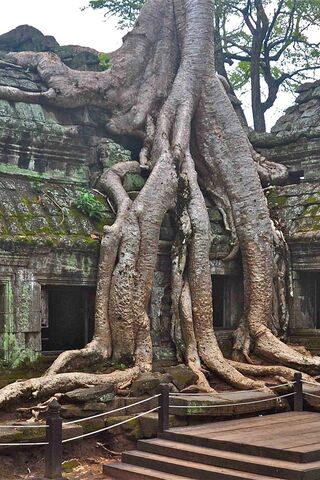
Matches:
[[0, 284, 5, 332], [316, 275, 320, 329], [41, 286, 95, 352], [298, 273, 320, 329], [212, 275, 225, 328]]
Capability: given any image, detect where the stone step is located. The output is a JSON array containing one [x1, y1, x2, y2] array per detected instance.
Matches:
[[169, 391, 281, 416], [0, 422, 82, 447]]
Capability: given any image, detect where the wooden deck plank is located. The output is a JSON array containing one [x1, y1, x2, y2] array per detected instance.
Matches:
[[170, 411, 315, 435], [103, 463, 191, 479], [261, 432, 320, 450], [202, 417, 320, 443], [250, 433, 320, 449]]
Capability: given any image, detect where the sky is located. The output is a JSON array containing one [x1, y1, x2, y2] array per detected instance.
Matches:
[[0, 0, 314, 130], [0, 0, 126, 53]]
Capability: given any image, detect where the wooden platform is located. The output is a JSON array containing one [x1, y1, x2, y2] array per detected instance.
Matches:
[[104, 411, 320, 479]]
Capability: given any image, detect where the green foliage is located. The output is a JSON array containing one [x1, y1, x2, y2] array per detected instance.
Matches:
[[98, 52, 111, 70], [87, 0, 145, 28], [229, 61, 251, 90], [221, 0, 320, 89], [215, 0, 320, 128], [2, 328, 39, 369], [113, 362, 128, 370], [74, 189, 107, 221], [104, 140, 132, 167], [31, 178, 44, 193]]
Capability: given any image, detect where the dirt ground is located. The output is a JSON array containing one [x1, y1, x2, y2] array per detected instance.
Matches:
[[0, 438, 121, 479]]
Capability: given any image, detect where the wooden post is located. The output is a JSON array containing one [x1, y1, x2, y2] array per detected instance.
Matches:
[[294, 372, 303, 412], [158, 384, 170, 433], [45, 399, 63, 479]]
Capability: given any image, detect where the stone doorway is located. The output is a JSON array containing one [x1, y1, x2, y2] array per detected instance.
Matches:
[[212, 275, 225, 328], [294, 272, 320, 329], [41, 285, 95, 352], [211, 274, 244, 330]]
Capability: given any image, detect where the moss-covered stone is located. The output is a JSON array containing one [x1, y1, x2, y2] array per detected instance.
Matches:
[[123, 173, 145, 192], [130, 372, 172, 397], [164, 365, 198, 391], [267, 188, 288, 209], [0, 174, 115, 250], [104, 415, 143, 440], [62, 459, 81, 473]]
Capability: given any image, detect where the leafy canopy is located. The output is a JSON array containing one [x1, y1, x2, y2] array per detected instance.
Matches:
[[223, 0, 320, 93], [87, 0, 144, 29]]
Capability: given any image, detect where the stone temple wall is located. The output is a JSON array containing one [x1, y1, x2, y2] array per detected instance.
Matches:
[[0, 54, 116, 366], [1, 24, 320, 365], [251, 80, 320, 352]]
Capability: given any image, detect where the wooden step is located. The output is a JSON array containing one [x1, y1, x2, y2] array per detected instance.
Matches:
[[103, 413, 320, 479], [103, 462, 189, 479], [122, 450, 285, 480], [137, 438, 320, 480], [160, 429, 320, 463], [159, 412, 320, 464]]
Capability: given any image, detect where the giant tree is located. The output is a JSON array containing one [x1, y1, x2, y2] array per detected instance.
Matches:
[[0, 0, 319, 407]]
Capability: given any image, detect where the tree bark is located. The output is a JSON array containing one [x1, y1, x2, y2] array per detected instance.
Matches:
[[249, 0, 269, 132]]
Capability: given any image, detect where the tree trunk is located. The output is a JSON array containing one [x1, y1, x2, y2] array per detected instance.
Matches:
[[0, 0, 319, 407], [251, 37, 266, 133], [249, 1, 269, 133]]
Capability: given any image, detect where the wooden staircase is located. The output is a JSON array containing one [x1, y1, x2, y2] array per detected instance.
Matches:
[[103, 412, 320, 479]]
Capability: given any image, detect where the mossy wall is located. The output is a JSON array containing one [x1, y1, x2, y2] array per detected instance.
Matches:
[[0, 249, 100, 368]]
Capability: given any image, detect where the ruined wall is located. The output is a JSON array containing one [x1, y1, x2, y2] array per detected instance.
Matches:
[[252, 80, 320, 182], [1, 24, 320, 364], [252, 80, 320, 352], [0, 58, 110, 366]]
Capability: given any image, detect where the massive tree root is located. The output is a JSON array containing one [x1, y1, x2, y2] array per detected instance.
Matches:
[[0, 0, 319, 407]]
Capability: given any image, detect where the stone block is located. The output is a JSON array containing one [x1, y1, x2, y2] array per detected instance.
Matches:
[[123, 173, 145, 192], [61, 401, 113, 419], [63, 384, 115, 403], [104, 415, 142, 440], [0, 422, 82, 444], [81, 417, 105, 434], [83, 402, 113, 412], [165, 365, 198, 391], [130, 372, 172, 397], [122, 396, 159, 414], [61, 404, 90, 419]]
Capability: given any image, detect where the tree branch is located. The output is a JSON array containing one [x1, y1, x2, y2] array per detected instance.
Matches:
[[281, 65, 320, 82], [264, 0, 285, 51]]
